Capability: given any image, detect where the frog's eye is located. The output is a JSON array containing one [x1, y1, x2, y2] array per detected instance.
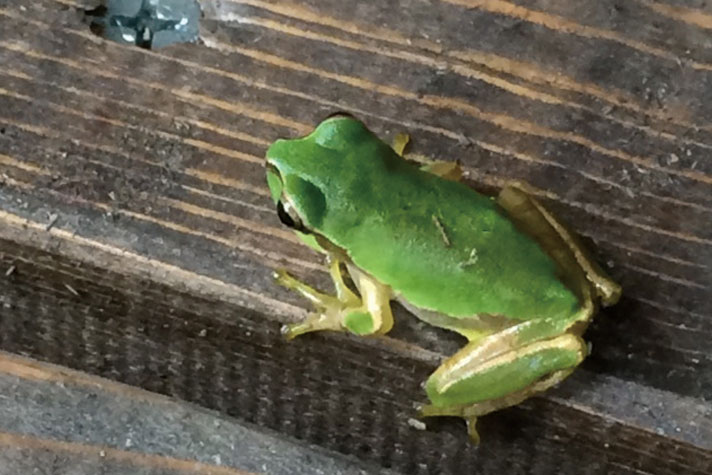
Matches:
[[277, 200, 305, 231]]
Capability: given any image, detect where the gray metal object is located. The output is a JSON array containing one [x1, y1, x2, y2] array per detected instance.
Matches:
[[88, 0, 201, 49]]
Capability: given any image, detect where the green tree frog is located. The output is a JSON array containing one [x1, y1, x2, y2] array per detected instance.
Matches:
[[265, 114, 621, 443]]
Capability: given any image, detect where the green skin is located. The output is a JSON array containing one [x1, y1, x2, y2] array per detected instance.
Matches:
[[265, 116, 621, 443]]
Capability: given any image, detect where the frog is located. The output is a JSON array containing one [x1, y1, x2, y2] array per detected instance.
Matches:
[[264, 113, 621, 443]]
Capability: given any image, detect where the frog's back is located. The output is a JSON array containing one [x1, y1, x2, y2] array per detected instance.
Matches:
[[271, 119, 580, 321], [327, 142, 577, 321]]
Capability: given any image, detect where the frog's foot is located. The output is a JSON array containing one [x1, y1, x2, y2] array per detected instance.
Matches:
[[417, 403, 482, 444], [274, 268, 345, 339], [420, 324, 587, 443], [497, 182, 621, 307], [275, 256, 393, 340], [420, 161, 463, 181], [392, 132, 410, 156], [391, 133, 463, 181]]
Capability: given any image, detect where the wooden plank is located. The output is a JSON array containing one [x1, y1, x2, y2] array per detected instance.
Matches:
[[0, 352, 391, 475], [0, 0, 710, 473], [0, 433, 254, 475]]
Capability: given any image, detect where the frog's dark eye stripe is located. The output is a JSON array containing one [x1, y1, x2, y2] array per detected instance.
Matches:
[[265, 162, 279, 175], [277, 200, 305, 232], [277, 201, 295, 228]]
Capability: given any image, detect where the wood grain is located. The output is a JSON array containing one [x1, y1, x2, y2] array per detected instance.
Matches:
[[0, 352, 390, 475], [0, 0, 710, 473], [0, 432, 254, 475]]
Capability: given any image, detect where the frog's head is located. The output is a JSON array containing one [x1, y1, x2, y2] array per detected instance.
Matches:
[[265, 113, 369, 234]]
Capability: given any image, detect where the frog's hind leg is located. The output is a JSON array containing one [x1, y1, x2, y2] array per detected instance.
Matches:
[[276, 256, 394, 339], [419, 182, 620, 443], [421, 367, 575, 444], [419, 320, 588, 444], [420, 161, 463, 181], [497, 182, 621, 307]]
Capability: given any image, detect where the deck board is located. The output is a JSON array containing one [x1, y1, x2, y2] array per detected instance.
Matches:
[[0, 0, 710, 473], [0, 352, 390, 475]]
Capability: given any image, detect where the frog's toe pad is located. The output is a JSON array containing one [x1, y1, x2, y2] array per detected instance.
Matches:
[[273, 269, 292, 285], [280, 323, 297, 340], [466, 417, 481, 445], [281, 320, 317, 340]]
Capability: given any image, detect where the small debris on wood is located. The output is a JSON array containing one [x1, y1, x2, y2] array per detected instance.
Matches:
[[407, 418, 427, 431], [45, 213, 59, 231], [64, 284, 80, 297], [4, 266, 15, 277]]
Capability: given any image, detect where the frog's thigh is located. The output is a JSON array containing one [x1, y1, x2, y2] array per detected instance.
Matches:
[[497, 182, 621, 306], [424, 332, 585, 408], [421, 329, 586, 443]]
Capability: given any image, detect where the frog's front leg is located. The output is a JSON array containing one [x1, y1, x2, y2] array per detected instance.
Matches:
[[275, 256, 394, 339], [419, 318, 588, 444]]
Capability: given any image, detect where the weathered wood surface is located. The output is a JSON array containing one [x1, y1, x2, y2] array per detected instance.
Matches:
[[0, 351, 391, 475], [0, 0, 710, 473]]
